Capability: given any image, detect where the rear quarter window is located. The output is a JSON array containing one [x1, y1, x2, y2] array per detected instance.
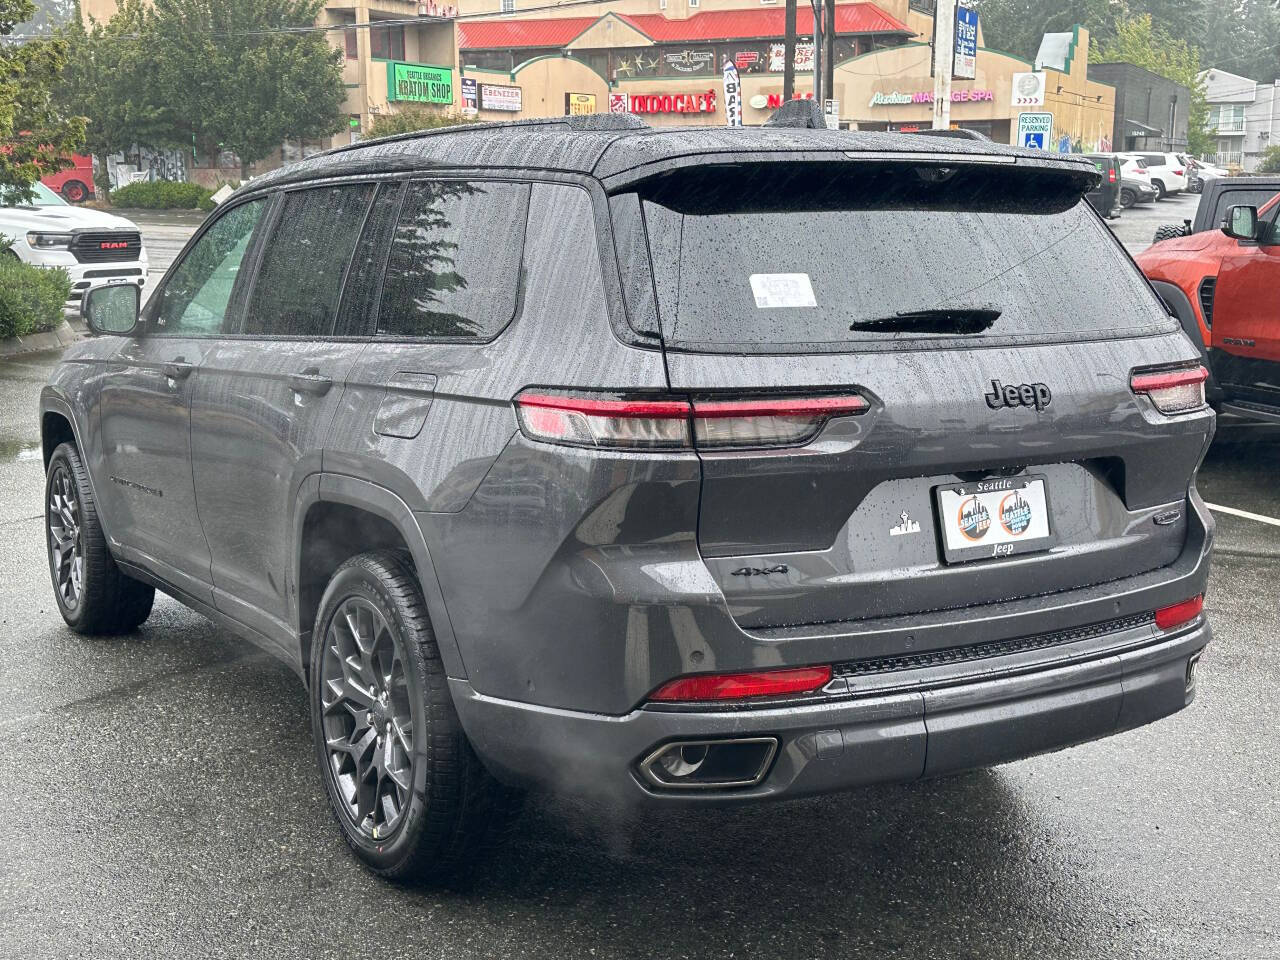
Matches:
[[376, 179, 531, 340]]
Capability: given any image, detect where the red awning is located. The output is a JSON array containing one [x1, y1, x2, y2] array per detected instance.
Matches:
[[457, 3, 913, 50]]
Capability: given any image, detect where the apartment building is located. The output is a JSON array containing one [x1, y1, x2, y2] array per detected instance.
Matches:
[[1200, 68, 1280, 171]]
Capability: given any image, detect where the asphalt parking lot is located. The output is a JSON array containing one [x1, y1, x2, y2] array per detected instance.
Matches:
[[1105, 190, 1200, 256], [1, 206, 1277, 959]]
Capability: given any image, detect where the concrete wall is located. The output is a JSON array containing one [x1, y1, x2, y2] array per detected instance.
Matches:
[[1089, 62, 1189, 152]]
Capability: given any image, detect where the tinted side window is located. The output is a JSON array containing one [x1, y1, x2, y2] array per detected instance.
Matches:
[[1212, 188, 1280, 228], [151, 199, 266, 336], [336, 181, 404, 336], [377, 180, 530, 339], [1141, 154, 1164, 166], [242, 183, 374, 337]]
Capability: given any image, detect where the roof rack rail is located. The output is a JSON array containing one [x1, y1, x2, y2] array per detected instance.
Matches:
[[323, 113, 649, 158], [912, 128, 992, 142]]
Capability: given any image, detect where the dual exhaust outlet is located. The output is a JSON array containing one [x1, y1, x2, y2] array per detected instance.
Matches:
[[639, 737, 779, 791]]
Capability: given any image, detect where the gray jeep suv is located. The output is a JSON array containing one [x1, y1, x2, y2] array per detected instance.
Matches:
[[42, 116, 1214, 881]]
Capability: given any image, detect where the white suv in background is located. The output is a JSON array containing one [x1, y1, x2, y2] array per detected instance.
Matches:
[[1121, 152, 1188, 199], [1, 181, 148, 308]]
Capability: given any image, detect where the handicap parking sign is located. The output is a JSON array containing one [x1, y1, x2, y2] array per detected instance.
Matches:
[[1016, 112, 1053, 151]]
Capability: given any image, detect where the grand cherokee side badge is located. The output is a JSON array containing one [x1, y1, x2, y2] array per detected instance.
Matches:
[[985, 379, 1052, 411]]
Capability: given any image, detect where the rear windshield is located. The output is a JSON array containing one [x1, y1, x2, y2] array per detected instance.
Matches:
[[635, 163, 1171, 353]]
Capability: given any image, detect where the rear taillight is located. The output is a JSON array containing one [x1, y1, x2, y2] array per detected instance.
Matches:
[[1173, 169, 1184, 176], [1155, 594, 1203, 630], [513, 390, 867, 451], [692, 395, 868, 448], [513, 392, 690, 449], [1109, 168, 1117, 183], [1130, 365, 1208, 414], [648, 665, 833, 702]]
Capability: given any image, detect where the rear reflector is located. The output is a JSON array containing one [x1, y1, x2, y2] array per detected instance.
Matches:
[[1131, 365, 1208, 414], [1155, 594, 1203, 631], [648, 665, 833, 702], [513, 390, 867, 451]]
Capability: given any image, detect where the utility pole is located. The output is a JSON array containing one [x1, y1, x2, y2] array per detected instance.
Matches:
[[823, 0, 835, 114], [783, 0, 796, 101], [932, 0, 957, 130], [811, 0, 823, 105]]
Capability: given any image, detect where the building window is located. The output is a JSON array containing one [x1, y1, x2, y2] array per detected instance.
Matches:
[[344, 27, 357, 60], [689, 0, 699, 6], [501, 0, 514, 11], [370, 23, 405, 61]]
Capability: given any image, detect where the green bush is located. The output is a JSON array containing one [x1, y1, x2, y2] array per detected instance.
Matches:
[[109, 180, 214, 210], [0, 253, 71, 339]]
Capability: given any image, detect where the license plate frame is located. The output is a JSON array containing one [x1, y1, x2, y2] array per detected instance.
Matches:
[[934, 474, 1057, 564]]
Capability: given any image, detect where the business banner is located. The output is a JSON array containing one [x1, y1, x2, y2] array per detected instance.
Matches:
[[954, 4, 978, 80], [479, 83, 522, 112], [723, 59, 742, 127]]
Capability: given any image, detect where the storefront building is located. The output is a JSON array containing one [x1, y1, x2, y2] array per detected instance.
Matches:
[[455, 2, 1115, 150]]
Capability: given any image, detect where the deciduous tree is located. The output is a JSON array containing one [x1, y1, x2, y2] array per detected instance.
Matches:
[[0, 0, 85, 200]]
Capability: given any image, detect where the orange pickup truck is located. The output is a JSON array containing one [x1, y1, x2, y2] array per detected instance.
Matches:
[[1136, 178, 1280, 422]]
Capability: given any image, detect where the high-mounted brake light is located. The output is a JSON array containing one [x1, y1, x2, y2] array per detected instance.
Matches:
[[648, 665, 833, 702], [513, 390, 868, 451], [1130, 365, 1208, 414], [1155, 594, 1203, 631]]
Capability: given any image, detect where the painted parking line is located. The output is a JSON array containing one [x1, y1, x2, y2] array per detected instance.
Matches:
[[1206, 502, 1280, 528]]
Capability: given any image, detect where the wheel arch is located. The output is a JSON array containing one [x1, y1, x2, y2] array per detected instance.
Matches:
[[293, 473, 465, 686]]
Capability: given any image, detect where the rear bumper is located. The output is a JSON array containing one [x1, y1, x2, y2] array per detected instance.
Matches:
[[453, 619, 1209, 804]]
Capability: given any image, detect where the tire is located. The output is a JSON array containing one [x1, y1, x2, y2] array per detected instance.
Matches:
[[1153, 179, 1167, 200], [45, 442, 155, 634], [310, 550, 505, 881], [1153, 223, 1188, 244], [60, 180, 88, 203], [1120, 188, 1136, 209]]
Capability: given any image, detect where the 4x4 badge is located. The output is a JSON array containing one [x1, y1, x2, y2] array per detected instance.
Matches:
[[890, 511, 921, 536]]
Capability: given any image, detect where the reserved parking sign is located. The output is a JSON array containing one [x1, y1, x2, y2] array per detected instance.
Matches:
[[1017, 112, 1053, 150]]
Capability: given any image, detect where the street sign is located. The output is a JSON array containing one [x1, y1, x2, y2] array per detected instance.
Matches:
[[1011, 72, 1046, 107], [1017, 111, 1053, 150], [824, 98, 840, 130], [954, 4, 978, 80]]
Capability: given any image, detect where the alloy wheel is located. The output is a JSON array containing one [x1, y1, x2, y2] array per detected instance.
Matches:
[[47, 465, 83, 611], [319, 597, 415, 841]]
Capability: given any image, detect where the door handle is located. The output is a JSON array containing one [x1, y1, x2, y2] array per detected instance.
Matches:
[[163, 359, 195, 381], [287, 368, 333, 397]]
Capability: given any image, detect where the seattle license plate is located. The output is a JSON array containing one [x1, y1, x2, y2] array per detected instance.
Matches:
[[935, 475, 1056, 563]]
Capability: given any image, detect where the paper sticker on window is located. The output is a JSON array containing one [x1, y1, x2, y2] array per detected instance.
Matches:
[[749, 273, 817, 309]]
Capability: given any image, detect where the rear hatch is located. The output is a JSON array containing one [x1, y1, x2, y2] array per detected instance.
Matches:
[[618, 157, 1210, 631]]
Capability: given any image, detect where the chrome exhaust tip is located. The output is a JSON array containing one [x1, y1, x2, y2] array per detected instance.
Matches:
[[639, 737, 779, 791]]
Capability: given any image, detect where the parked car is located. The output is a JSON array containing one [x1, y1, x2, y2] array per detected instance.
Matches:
[[1082, 153, 1121, 218], [2, 180, 147, 307], [1116, 154, 1157, 207], [40, 154, 95, 203], [43, 117, 1214, 882], [1137, 180, 1280, 422], [1184, 157, 1229, 194], [1120, 152, 1188, 199]]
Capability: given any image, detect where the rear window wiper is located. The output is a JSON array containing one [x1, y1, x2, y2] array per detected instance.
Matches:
[[849, 307, 1000, 335]]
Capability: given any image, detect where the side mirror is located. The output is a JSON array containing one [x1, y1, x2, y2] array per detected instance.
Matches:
[[1223, 204, 1259, 242], [82, 283, 141, 336]]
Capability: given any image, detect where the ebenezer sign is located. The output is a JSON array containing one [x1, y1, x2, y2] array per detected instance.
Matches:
[[387, 62, 453, 104]]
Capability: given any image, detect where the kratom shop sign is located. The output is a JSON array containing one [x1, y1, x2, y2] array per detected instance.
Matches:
[[869, 88, 994, 107], [387, 62, 454, 104]]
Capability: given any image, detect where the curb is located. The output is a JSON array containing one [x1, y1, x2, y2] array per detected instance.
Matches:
[[0, 319, 86, 360]]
